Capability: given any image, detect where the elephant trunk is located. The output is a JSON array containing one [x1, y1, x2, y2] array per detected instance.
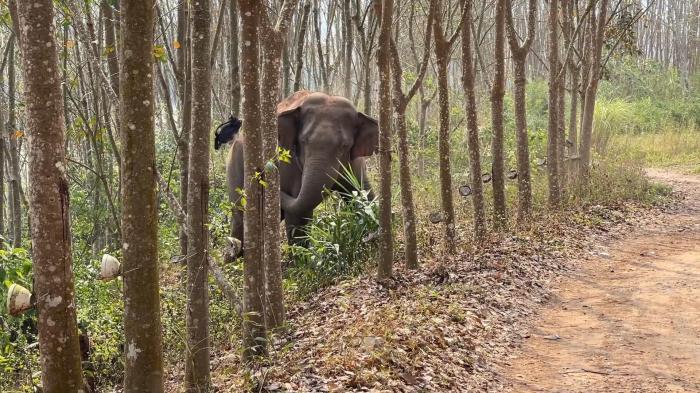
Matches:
[[281, 155, 340, 216]]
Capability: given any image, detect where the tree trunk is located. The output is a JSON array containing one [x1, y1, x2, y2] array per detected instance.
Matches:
[[119, 1, 164, 390], [512, 58, 533, 224], [238, 0, 267, 361], [433, 2, 458, 250], [177, 0, 191, 258], [579, 0, 609, 179], [377, 0, 394, 278], [343, 0, 354, 98], [461, 0, 487, 242], [547, 0, 561, 207], [185, 0, 211, 389], [7, 39, 22, 248], [17, 1, 85, 390], [490, 0, 507, 229], [229, 0, 241, 114], [293, 1, 312, 92]]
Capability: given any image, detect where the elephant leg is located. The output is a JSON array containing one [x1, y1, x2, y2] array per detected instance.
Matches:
[[284, 211, 312, 247]]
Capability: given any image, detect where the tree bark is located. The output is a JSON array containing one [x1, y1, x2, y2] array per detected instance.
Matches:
[[547, 0, 562, 207], [293, 1, 312, 92], [238, 0, 267, 361], [17, 1, 84, 390], [461, 0, 487, 242], [7, 39, 22, 248], [229, 0, 241, 114], [579, 0, 609, 179], [177, 0, 192, 257], [433, 0, 458, 250], [119, 0, 164, 390], [186, 0, 212, 389], [490, 0, 507, 229], [377, 0, 394, 278]]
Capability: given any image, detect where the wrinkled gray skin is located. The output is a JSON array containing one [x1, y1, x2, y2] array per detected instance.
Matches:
[[226, 91, 378, 251]]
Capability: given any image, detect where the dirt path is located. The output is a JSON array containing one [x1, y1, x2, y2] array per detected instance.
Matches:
[[501, 169, 700, 393]]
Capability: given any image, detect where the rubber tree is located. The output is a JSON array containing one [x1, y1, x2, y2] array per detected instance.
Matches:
[[17, 0, 84, 390], [377, 0, 394, 278], [461, 0, 487, 241], [490, 0, 507, 229], [119, 0, 164, 390], [505, 0, 537, 226], [185, 0, 212, 388], [388, 0, 436, 269], [547, 0, 562, 207]]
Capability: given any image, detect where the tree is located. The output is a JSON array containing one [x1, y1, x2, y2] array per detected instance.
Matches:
[[433, 0, 464, 250], [389, 0, 435, 269], [17, 0, 84, 390], [461, 0, 487, 241], [547, 0, 562, 206], [119, 0, 164, 390], [229, 0, 241, 114], [579, 0, 609, 179], [490, 0, 507, 229], [377, 0, 394, 278], [185, 0, 212, 388], [505, 0, 537, 225], [7, 38, 22, 248], [258, 0, 300, 331], [293, 1, 312, 92], [238, 0, 267, 361]]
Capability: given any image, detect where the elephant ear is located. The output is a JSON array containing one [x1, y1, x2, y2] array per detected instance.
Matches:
[[352, 112, 379, 159], [277, 90, 311, 150]]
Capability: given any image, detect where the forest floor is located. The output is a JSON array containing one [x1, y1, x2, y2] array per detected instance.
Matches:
[[213, 169, 698, 392], [499, 169, 700, 393]]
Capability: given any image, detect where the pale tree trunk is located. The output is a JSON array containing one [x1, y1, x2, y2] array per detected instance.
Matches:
[[119, 1, 164, 390], [547, 0, 561, 207], [461, 0, 487, 241], [238, 0, 267, 361], [186, 0, 211, 389], [433, 0, 459, 250], [17, 1, 84, 390], [7, 39, 22, 248], [177, 0, 191, 257], [293, 1, 312, 92], [377, 0, 394, 278], [490, 0, 507, 229], [557, 60, 567, 184], [389, 0, 435, 269], [102, 0, 120, 97], [343, 0, 354, 98], [579, 0, 609, 179], [0, 53, 6, 241], [564, 0, 578, 158], [258, 0, 299, 331], [229, 0, 241, 114]]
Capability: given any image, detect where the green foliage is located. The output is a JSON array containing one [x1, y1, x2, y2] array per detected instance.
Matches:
[[285, 165, 379, 296]]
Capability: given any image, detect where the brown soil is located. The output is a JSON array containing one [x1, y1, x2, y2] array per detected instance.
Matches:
[[501, 169, 700, 393]]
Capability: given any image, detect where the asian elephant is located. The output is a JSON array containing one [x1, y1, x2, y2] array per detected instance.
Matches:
[[219, 91, 379, 253]]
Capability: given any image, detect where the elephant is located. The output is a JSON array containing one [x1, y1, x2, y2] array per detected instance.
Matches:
[[220, 91, 379, 252]]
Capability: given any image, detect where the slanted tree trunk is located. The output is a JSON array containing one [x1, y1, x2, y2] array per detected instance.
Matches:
[[119, 1, 164, 390], [185, 0, 211, 389], [579, 0, 609, 179], [461, 0, 487, 241], [377, 0, 394, 278], [490, 0, 507, 229], [238, 0, 267, 361], [17, 1, 84, 390], [547, 0, 562, 207]]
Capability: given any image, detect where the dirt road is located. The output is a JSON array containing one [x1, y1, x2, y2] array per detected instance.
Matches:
[[501, 170, 700, 393]]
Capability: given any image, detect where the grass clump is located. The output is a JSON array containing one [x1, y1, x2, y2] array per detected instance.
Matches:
[[285, 165, 379, 297]]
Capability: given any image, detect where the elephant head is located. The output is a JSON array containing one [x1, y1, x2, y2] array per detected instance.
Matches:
[[277, 91, 378, 216]]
